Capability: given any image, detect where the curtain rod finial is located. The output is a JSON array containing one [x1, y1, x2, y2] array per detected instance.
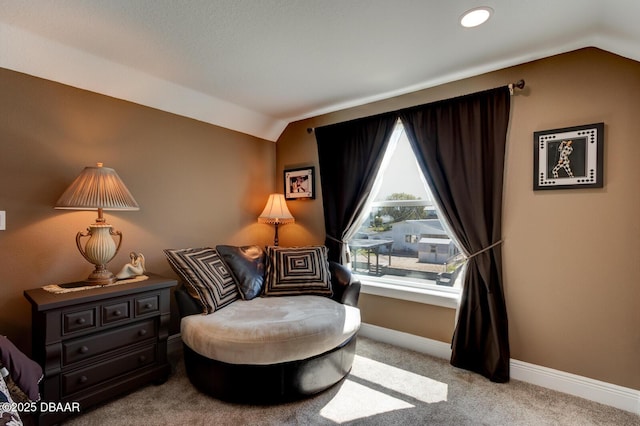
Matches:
[[508, 79, 525, 95]]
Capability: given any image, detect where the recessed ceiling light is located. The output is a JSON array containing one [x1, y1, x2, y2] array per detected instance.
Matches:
[[460, 7, 493, 28]]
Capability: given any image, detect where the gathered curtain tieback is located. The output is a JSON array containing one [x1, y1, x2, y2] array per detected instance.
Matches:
[[326, 235, 345, 244], [325, 235, 351, 263], [465, 240, 503, 260]]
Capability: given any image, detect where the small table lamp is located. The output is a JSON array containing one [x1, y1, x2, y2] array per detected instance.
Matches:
[[258, 193, 294, 246], [55, 163, 139, 285]]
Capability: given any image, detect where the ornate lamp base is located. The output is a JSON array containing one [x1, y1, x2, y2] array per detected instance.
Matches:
[[85, 265, 118, 285], [76, 221, 123, 286]]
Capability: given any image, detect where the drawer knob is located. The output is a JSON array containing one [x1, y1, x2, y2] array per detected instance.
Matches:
[[113, 310, 122, 317], [138, 329, 147, 336], [79, 375, 88, 384], [138, 355, 147, 363], [145, 303, 153, 309], [79, 346, 89, 354], [76, 318, 86, 325]]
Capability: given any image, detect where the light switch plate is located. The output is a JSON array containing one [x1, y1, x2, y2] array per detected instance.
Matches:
[[0, 211, 5, 230]]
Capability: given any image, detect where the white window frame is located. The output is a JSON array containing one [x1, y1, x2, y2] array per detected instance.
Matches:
[[349, 130, 463, 309]]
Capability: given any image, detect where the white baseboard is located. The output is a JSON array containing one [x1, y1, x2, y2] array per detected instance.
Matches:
[[510, 359, 640, 415], [359, 323, 452, 359], [359, 323, 640, 415]]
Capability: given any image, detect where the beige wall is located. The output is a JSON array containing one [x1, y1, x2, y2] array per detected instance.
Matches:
[[276, 48, 640, 390], [0, 68, 276, 346], [1, 47, 637, 391]]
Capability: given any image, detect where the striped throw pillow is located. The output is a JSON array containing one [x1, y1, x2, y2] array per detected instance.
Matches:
[[164, 247, 239, 314], [264, 245, 332, 297]]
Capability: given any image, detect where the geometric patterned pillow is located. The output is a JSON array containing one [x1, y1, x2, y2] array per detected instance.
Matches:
[[0, 375, 23, 425], [163, 247, 239, 314], [263, 245, 332, 297]]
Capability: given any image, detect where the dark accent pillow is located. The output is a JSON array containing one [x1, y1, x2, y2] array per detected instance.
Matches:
[[263, 245, 332, 297], [164, 247, 239, 314], [216, 245, 266, 300], [0, 335, 43, 402]]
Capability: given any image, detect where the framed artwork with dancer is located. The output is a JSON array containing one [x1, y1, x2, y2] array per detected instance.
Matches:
[[284, 166, 315, 199], [533, 122, 604, 190]]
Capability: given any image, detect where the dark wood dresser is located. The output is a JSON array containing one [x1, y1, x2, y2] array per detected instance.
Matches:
[[24, 274, 176, 425]]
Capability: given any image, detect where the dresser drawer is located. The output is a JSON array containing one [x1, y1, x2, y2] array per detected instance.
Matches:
[[62, 345, 156, 396], [62, 308, 97, 335], [63, 319, 156, 365], [102, 300, 131, 324], [135, 294, 159, 316]]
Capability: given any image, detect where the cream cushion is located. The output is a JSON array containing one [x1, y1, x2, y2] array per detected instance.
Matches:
[[180, 295, 361, 365]]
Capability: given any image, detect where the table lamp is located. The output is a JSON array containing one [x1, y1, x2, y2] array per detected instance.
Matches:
[[258, 193, 294, 246], [55, 163, 139, 285]]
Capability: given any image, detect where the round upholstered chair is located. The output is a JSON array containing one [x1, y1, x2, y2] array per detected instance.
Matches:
[[171, 247, 361, 404]]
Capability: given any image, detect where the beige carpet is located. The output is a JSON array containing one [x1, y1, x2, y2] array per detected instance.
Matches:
[[64, 337, 638, 425]]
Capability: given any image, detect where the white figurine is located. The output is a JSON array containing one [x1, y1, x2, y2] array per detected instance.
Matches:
[[116, 252, 145, 279]]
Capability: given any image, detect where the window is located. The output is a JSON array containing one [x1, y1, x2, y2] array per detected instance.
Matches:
[[348, 121, 463, 306], [405, 234, 419, 244]]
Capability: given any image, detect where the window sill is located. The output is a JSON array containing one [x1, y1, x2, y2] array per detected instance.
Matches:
[[358, 276, 460, 309]]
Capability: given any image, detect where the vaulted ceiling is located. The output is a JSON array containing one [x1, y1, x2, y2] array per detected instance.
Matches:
[[1, 1, 638, 141]]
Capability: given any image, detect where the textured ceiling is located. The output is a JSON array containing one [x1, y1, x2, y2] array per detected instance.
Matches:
[[1, 0, 639, 141]]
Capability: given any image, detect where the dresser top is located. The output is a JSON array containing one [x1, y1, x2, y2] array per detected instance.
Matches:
[[24, 273, 176, 311]]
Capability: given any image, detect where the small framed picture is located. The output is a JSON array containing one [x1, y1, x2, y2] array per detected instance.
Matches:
[[533, 122, 604, 190], [284, 167, 315, 200]]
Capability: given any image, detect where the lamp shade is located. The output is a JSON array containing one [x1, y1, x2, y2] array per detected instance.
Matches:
[[55, 163, 139, 211], [258, 193, 294, 225]]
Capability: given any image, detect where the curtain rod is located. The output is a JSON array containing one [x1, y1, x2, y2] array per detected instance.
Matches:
[[306, 79, 525, 134]]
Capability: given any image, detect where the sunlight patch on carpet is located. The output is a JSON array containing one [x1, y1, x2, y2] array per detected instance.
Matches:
[[320, 379, 414, 423], [350, 355, 448, 404], [320, 355, 448, 423]]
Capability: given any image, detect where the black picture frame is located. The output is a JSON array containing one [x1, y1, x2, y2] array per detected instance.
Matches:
[[533, 122, 604, 190], [284, 166, 315, 200]]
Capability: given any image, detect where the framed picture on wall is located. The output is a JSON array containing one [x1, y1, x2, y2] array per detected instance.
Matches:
[[533, 122, 604, 190], [284, 167, 315, 199]]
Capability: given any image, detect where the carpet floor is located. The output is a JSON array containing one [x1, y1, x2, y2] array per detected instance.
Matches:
[[64, 337, 638, 425]]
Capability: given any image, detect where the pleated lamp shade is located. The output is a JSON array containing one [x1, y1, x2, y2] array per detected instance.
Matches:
[[55, 163, 139, 211]]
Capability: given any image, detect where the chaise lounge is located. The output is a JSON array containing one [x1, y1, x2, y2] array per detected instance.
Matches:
[[166, 244, 361, 403]]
